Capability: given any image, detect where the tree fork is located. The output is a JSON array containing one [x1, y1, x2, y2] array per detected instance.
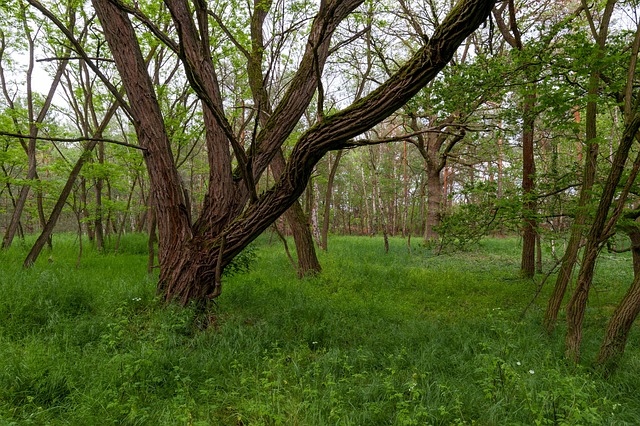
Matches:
[[90, 0, 495, 305]]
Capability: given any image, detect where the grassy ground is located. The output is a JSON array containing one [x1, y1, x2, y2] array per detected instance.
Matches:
[[0, 233, 639, 425]]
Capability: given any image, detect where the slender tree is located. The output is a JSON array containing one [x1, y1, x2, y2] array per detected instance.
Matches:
[[544, 0, 617, 333]]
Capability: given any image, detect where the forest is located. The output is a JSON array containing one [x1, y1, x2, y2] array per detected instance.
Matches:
[[1, 0, 640, 423]]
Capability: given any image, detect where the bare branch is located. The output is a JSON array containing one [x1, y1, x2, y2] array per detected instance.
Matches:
[[37, 56, 114, 62], [0, 131, 147, 151]]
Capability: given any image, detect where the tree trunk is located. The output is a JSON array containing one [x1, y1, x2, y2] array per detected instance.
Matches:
[[2, 14, 68, 249], [321, 150, 343, 251], [88, 0, 495, 305], [94, 141, 105, 251], [543, 15, 613, 331], [424, 167, 443, 242], [595, 269, 640, 374], [3, 145, 37, 249], [148, 197, 157, 275], [271, 149, 321, 276], [565, 110, 640, 362], [24, 101, 120, 267], [520, 90, 537, 278]]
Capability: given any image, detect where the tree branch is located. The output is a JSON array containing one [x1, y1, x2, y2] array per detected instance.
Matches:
[[0, 131, 147, 151]]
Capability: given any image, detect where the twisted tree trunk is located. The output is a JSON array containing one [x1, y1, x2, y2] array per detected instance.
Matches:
[[90, 0, 495, 305]]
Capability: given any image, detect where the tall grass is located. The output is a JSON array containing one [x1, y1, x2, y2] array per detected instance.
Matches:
[[0, 233, 638, 424]]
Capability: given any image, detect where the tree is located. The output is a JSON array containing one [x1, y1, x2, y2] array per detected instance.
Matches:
[[29, 0, 494, 305], [492, 0, 541, 278], [1, 0, 70, 249], [564, 11, 640, 362], [544, 0, 617, 333]]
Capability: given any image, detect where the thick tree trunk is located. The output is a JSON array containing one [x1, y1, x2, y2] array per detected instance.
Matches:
[[424, 167, 443, 242]]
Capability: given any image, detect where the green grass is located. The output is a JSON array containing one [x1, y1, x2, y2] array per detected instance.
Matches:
[[0, 233, 639, 425]]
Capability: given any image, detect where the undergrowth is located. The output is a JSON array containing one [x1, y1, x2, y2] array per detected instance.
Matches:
[[0, 233, 638, 425]]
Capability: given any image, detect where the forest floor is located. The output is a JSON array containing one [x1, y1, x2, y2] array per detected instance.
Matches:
[[0, 233, 639, 425]]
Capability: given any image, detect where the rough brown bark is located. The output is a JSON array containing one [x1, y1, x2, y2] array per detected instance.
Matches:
[[91, 0, 193, 281], [409, 114, 465, 244], [493, 1, 538, 277], [425, 166, 443, 242], [595, 266, 640, 373], [271, 149, 322, 276]]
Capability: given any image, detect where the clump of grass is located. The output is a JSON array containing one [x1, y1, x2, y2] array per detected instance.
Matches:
[[0, 233, 638, 424]]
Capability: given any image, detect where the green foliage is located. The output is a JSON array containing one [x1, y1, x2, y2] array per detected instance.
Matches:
[[0, 235, 638, 424], [436, 181, 519, 252], [223, 242, 257, 277]]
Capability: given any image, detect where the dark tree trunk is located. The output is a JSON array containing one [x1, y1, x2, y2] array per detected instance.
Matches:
[[321, 150, 343, 251], [596, 265, 640, 374], [271, 149, 321, 276], [520, 91, 537, 278]]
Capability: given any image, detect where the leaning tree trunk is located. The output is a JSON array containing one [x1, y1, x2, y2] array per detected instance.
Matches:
[[543, 1, 614, 330], [2, 16, 68, 249], [565, 110, 640, 363], [595, 273, 640, 373], [271, 149, 322, 277], [595, 227, 640, 373], [24, 101, 120, 267], [543, 132, 598, 333]]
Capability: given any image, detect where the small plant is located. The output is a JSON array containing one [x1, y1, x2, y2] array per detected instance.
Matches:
[[223, 243, 258, 277]]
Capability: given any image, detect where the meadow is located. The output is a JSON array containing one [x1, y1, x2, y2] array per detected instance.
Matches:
[[0, 233, 639, 425]]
